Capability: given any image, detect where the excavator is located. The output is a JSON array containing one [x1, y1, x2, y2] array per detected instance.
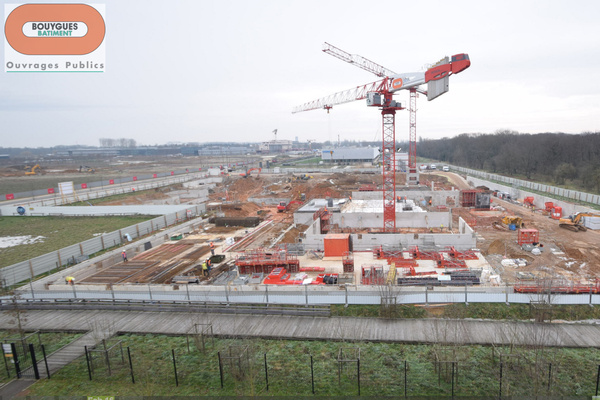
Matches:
[[559, 212, 600, 232], [25, 164, 41, 175], [277, 200, 304, 212], [79, 165, 95, 173], [492, 216, 524, 231], [240, 167, 261, 178]]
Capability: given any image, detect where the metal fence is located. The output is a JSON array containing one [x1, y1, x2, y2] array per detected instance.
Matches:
[[451, 165, 600, 206], [2, 168, 206, 201], [10, 285, 600, 307]]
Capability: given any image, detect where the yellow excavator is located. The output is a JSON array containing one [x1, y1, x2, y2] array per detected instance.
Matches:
[[559, 212, 600, 232], [25, 164, 41, 175], [492, 216, 524, 231], [501, 216, 524, 228]]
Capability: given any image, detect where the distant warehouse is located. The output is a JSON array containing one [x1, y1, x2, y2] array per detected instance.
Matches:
[[321, 147, 380, 164]]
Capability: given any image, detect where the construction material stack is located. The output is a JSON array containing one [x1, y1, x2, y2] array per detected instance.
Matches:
[[235, 247, 299, 275]]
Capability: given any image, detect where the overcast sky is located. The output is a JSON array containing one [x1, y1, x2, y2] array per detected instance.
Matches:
[[2, 0, 599, 148]]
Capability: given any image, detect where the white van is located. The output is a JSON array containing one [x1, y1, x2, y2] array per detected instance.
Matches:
[[442, 165, 449, 172], [430, 164, 437, 170]]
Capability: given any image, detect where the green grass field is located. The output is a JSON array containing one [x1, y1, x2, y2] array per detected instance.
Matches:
[[24, 333, 600, 397], [332, 303, 600, 321], [0, 215, 153, 268]]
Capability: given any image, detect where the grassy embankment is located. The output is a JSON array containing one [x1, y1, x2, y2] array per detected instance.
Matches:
[[25, 333, 600, 398], [0, 215, 154, 269]]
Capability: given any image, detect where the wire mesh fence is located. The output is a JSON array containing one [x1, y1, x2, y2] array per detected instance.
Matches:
[[20, 334, 600, 398]]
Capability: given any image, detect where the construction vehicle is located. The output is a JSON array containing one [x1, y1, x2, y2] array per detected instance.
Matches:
[[501, 216, 524, 228], [25, 164, 41, 175], [277, 200, 304, 212], [79, 165, 95, 173], [291, 174, 312, 181], [293, 42, 470, 232], [240, 167, 261, 178], [559, 212, 600, 232]]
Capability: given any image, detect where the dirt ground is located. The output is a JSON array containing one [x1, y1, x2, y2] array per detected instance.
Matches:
[[464, 196, 600, 283], [210, 171, 600, 284], [116, 171, 600, 283], [4, 156, 599, 285]]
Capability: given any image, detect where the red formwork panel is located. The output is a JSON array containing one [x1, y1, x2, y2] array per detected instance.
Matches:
[[446, 246, 479, 260], [518, 229, 539, 245], [263, 267, 289, 284], [324, 233, 351, 257], [460, 190, 480, 208], [545, 202, 554, 212], [408, 246, 442, 261], [300, 266, 325, 272]]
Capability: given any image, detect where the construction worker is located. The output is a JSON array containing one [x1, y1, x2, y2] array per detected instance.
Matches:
[[202, 261, 208, 276], [122, 250, 128, 262], [210, 241, 215, 256], [66, 276, 74, 285], [207, 258, 212, 274]]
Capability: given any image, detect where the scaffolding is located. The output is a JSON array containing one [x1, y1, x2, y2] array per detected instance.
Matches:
[[235, 245, 299, 275], [361, 265, 385, 285], [446, 246, 479, 260], [313, 207, 331, 234], [342, 251, 354, 273]]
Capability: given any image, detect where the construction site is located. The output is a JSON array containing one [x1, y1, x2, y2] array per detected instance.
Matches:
[[21, 163, 593, 296], [4, 43, 600, 296]]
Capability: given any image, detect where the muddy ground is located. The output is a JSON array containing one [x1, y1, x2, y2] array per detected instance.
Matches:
[[2, 158, 599, 284]]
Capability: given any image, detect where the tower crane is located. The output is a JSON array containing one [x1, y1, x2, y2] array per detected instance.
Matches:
[[293, 42, 470, 232]]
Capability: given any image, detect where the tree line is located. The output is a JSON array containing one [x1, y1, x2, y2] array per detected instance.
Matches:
[[417, 131, 600, 194]]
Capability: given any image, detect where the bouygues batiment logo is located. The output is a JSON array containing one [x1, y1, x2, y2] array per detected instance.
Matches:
[[4, 3, 105, 72]]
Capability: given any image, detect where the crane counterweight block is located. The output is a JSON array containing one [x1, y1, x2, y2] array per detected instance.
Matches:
[[425, 53, 470, 83]]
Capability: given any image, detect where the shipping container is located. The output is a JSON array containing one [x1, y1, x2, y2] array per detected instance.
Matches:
[[323, 233, 352, 257]]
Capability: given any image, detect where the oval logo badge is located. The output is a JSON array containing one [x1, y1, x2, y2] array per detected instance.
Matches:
[[5, 4, 105, 55], [391, 78, 403, 90]]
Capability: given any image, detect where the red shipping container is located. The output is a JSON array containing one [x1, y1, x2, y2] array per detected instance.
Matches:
[[323, 234, 351, 257]]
